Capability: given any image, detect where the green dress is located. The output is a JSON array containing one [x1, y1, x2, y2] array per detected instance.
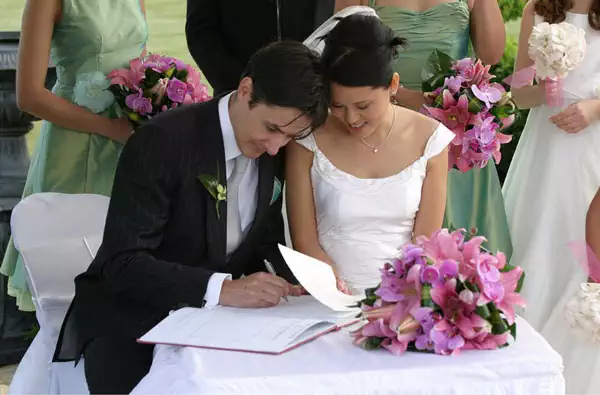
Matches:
[[0, 0, 147, 311], [371, 0, 513, 257]]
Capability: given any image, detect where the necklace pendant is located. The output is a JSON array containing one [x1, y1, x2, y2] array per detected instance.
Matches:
[[373, 148, 378, 153]]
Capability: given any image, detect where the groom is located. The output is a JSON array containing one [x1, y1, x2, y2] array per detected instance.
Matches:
[[53, 41, 329, 394]]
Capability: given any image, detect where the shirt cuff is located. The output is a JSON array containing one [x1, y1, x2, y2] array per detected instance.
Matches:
[[203, 272, 232, 308]]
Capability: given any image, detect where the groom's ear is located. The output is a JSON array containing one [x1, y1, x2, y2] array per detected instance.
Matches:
[[237, 77, 254, 102]]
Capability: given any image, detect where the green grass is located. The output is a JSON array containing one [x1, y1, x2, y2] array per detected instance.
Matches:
[[0, 0, 522, 155]]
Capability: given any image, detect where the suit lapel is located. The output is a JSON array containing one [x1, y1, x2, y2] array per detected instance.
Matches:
[[198, 98, 228, 266]]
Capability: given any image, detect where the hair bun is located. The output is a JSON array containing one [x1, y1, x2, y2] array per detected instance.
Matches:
[[389, 36, 408, 48]]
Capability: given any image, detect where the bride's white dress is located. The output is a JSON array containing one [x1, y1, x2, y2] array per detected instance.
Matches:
[[502, 12, 600, 394], [296, 124, 454, 294]]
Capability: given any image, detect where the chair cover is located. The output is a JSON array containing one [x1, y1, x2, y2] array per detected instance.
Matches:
[[8, 193, 109, 394]]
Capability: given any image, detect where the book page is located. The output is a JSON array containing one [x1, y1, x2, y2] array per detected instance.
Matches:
[[218, 295, 358, 325], [278, 245, 364, 311], [138, 307, 335, 354]]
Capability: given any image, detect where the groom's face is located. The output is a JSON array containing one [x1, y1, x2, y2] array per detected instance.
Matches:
[[235, 80, 313, 158]]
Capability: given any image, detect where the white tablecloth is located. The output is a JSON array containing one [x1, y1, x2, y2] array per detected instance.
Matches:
[[132, 317, 565, 395]]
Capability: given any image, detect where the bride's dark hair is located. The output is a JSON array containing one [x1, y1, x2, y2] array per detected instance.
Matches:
[[534, 0, 600, 30], [321, 14, 407, 88]]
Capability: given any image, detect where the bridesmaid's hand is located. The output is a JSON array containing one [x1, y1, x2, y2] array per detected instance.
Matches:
[[393, 87, 427, 111], [549, 99, 600, 134], [108, 118, 134, 144]]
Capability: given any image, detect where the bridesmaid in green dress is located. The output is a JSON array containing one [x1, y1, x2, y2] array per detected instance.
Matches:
[[362, 0, 512, 257], [0, 0, 148, 311]]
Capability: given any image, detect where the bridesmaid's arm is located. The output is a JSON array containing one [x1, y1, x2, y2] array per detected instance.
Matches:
[[412, 139, 448, 241], [587, 188, 600, 281], [510, 1, 547, 109], [335, 0, 363, 12], [469, 0, 506, 65], [285, 140, 336, 268], [140, 0, 147, 57], [17, 0, 132, 143]]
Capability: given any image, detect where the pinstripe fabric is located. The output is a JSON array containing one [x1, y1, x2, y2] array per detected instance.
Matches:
[[53, 95, 295, 363]]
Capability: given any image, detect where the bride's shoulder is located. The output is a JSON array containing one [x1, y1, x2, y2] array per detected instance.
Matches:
[[396, 106, 440, 140]]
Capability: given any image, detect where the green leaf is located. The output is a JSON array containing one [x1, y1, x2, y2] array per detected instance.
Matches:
[[509, 322, 517, 340], [420, 283, 434, 308], [176, 68, 189, 82], [362, 337, 385, 350], [515, 271, 526, 293], [467, 96, 484, 113], [488, 303, 509, 335], [197, 175, 218, 200], [144, 68, 162, 88], [475, 304, 491, 319], [421, 49, 456, 92]]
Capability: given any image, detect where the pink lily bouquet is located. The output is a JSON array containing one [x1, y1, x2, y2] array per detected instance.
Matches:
[[421, 50, 517, 173], [107, 54, 211, 127], [350, 228, 526, 356]]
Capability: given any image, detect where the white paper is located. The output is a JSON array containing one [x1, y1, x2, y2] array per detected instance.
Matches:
[[220, 295, 357, 325], [278, 245, 363, 311], [139, 305, 336, 354]]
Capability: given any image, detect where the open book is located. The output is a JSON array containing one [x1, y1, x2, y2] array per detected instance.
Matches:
[[138, 296, 359, 354], [138, 246, 365, 354]]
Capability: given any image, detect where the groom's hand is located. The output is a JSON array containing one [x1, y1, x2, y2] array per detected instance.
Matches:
[[218, 272, 291, 308]]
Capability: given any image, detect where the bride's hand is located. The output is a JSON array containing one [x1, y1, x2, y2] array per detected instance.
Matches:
[[549, 99, 600, 134], [336, 278, 352, 295]]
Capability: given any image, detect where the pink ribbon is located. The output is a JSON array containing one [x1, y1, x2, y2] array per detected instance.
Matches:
[[568, 241, 600, 283], [502, 65, 564, 107]]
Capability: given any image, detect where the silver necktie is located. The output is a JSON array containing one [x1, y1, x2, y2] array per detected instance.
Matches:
[[226, 155, 250, 255]]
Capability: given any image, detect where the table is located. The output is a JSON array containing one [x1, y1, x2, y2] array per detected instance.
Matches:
[[131, 317, 565, 395]]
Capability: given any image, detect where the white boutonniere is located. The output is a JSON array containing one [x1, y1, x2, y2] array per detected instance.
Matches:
[[197, 166, 226, 219]]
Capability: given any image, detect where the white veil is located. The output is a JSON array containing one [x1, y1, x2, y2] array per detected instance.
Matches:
[[302, 6, 379, 54]]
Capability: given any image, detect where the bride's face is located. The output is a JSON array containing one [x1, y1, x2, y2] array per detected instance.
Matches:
[[329, 83, 392, 139]]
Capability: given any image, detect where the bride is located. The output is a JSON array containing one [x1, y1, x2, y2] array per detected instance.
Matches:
[[286, 11, 454, 295]]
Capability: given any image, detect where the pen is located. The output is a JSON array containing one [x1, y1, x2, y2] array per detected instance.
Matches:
[[263, 259, 289, 302]]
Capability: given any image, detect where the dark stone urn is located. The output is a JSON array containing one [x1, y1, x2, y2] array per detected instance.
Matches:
[[0, 31, 56, 366]]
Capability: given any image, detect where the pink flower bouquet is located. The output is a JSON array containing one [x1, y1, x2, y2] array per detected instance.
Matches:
[[421, 51, 517, 173], [107, 54, 212, 127], [350, 228, 526, 356]]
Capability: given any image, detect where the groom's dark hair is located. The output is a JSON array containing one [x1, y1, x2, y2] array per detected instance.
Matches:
[[241, 41, 330, 135]]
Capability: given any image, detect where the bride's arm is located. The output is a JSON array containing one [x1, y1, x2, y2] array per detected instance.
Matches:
[[587, 188, 600, 264], [510, 1, 547, 110], [412, 146, 449, 241], [285, 140, 336, 267]]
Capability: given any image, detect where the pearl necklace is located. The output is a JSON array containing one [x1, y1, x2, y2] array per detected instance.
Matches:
[[359, 106, 396, 153]]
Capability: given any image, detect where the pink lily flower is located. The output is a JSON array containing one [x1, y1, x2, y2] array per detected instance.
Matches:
[[425, 91, 471, 135]]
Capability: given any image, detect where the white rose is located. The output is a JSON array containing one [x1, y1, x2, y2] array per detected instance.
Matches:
[[565, 282, 600, 343], [529, 22, 586, 79]]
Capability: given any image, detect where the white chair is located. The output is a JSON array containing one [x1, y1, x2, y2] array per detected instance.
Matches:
[[8, 193, 110, 395]]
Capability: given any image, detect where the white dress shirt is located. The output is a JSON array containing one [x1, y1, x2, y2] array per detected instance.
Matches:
[[203, 92, 259, 307]]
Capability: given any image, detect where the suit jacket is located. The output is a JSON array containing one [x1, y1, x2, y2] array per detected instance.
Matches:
[[53, 96, 295, 361], [185, 0, 335, 95]]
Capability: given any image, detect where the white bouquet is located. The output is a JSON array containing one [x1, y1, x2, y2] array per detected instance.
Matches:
[[528, 22, 586, 80], [565, 283, 600, 343]]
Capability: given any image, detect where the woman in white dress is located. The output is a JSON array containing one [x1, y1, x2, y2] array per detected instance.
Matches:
[[286, 13, 455, 295], [503, 1, 600, 392]]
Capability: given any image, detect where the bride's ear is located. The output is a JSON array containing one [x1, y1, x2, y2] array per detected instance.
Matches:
[[389, 72, 400, 96]]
